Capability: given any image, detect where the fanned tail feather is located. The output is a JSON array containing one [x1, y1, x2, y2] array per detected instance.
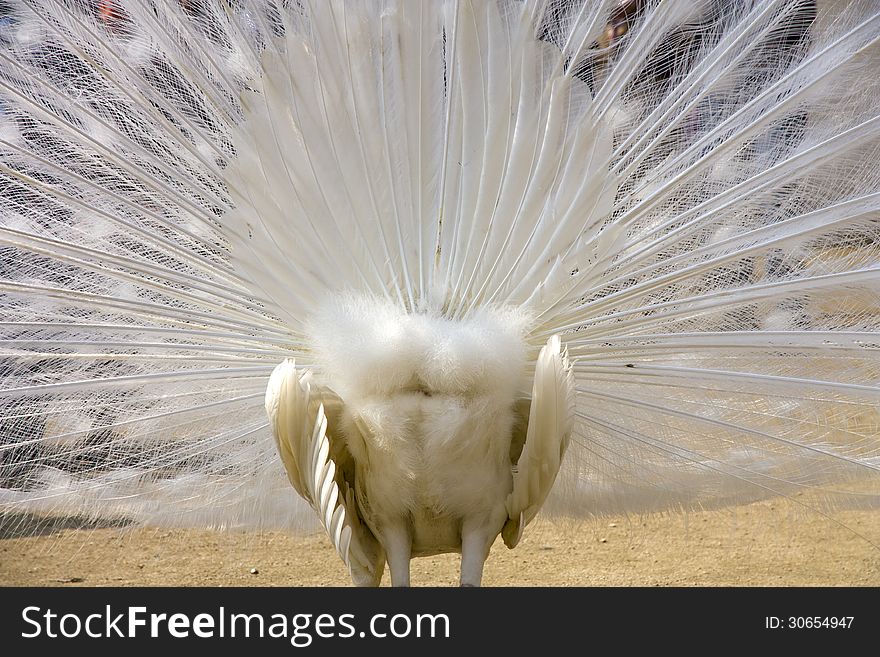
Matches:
[[0, 0, 877, 545]]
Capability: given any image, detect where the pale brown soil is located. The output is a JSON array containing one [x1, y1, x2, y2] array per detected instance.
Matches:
[[2, 499, 878, 586]]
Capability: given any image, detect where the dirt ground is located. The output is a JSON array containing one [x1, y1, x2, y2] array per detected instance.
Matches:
[[1, 499, 878, 586]]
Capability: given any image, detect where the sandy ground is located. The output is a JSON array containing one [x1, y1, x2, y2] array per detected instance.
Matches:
[[1, 499, 878, 586]]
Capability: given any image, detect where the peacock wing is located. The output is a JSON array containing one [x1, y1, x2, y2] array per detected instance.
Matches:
[[265, 359, 384, 586], [502, 335, 575, 549]]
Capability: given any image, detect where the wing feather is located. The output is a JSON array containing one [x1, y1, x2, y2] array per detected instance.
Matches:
[[502, 335, 575, 548], [265, 358, 384, 585]]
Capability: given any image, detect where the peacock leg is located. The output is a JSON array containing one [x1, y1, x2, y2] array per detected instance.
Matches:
[[459, 519, 497, 587], [382, 522, 412, 587]]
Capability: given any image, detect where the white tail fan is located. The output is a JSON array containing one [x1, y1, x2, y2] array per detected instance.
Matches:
[[0, 0, 879, 584]]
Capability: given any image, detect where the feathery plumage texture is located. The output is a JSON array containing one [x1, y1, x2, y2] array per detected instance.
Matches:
[[0, 0, 879, 584]]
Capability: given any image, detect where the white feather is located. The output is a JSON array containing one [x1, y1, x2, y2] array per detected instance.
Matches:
[[0, 0, 879, 585], [265, 358, 382, 585]]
